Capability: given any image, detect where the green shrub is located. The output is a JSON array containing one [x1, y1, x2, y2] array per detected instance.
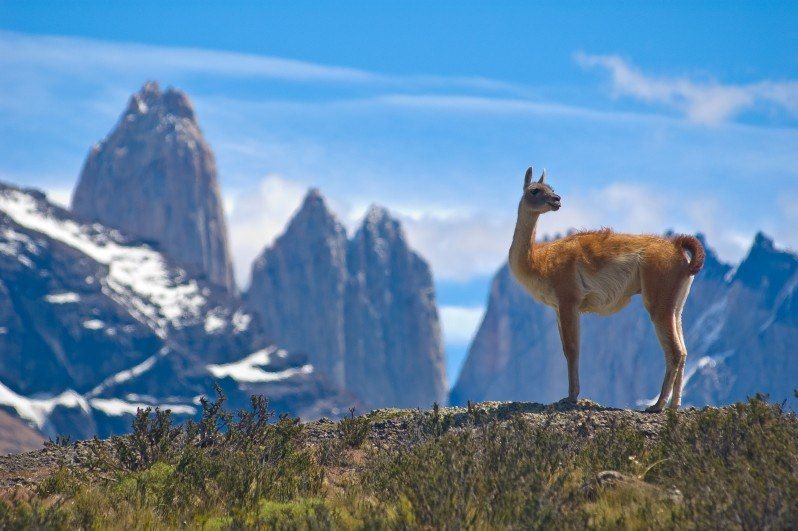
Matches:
[[338, 407, 370, 449]]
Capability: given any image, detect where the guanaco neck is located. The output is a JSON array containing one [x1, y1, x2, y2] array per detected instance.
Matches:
[[508, 201, 540, 279]]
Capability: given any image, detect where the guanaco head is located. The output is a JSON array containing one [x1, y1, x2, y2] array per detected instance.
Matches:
[[521, 167, 561, 213]]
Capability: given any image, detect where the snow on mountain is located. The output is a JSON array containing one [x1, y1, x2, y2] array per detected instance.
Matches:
[[207, 347, 313, 383], [0, 380, 89, 429], [0, 182, 353, 439], [0, 187, 206, 337]]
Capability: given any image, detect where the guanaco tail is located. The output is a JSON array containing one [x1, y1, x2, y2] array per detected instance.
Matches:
[[509, 167, 705, 411]]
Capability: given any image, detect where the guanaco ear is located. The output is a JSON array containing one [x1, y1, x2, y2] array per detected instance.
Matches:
[[524, 167, 534, 188], [538, 169, 547, 184]]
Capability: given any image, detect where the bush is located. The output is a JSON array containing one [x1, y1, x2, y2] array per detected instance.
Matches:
[[649, 397, 798, 528], [1, 396, 796, 529], [0, 388, 325, 528], [338, 407, 370, 449]]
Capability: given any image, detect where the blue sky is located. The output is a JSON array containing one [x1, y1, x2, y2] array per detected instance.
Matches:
[[1, 1, 797, 383]]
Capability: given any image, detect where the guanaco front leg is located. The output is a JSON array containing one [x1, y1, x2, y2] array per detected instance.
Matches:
[[556, 305, 581, 403]]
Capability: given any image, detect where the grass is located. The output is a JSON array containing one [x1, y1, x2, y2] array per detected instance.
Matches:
[[1, 392, 796, 529]]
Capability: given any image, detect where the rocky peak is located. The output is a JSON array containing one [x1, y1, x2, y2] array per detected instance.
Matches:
[[356, 206, 403, 243], [344, 204, 446, 408], [124, 81, 196, 121], [361, 205, 394, 229], [246, 191, 446, 409], [752, 231, 775, 250], [71, 82, 235, 292], [695, 233, 732, 281], [350, 206, 407, 267], [246, 189, 349, 389], [732, 232, 798, 304], [286, 189, 346, 239]]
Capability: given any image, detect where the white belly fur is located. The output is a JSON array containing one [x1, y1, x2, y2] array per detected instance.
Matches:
[[577, 253, 642, 315], [516, 253, 643, 315]]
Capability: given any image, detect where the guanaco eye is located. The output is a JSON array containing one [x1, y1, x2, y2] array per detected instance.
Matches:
[[530, 189, 540, 195]]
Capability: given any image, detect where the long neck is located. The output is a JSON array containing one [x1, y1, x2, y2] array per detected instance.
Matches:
[[508, 202, 539, 278]]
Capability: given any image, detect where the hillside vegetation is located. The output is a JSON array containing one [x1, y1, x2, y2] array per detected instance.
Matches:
[[1, 390, 797, 529]]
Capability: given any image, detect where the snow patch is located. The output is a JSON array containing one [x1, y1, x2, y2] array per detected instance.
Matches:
[[681, 350, 735, 391], [0, 227, 39, 256], [759, 274, 798, 333], [0, 381, 89, 428], [89, 397, 195, 417], [88, 352, 161, 397], [232, 309, 251, 332], [724, 265, 738, 283], [45, 292, 81, 304], [204, 308, 227, 334], [687, 296, 728, 355], [207, 347, 313, 383], [0, 189, 206, 335]]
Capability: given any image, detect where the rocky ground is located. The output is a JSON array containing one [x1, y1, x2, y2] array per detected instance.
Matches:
[[1, 397, 795, 528]]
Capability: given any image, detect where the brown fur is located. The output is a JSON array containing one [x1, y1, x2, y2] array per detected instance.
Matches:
[[508, 168, 703, 411]]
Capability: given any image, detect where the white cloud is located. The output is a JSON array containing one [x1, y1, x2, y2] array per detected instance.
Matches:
[[440, 305, 485, 345], [576, 52, 798, 125], [227, 175, 308, 287]]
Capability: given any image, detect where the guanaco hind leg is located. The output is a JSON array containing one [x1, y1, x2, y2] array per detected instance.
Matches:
[[669, 277, 693, 408], [647, 314, 686, 412], [641, 264, 691, 412]]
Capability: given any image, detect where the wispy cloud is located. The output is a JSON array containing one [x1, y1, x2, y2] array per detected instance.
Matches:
[[373, 93, 652, 123], [576, 52, 798, 125], [0, 30, 524, 95]]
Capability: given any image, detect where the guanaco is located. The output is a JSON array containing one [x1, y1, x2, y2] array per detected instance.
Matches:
[[508, 167, 704, 411]]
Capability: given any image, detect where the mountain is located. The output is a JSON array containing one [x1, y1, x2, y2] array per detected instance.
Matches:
[[247, 192, 447, 409], [246, 190, 349, 389], [451, 233, 798, 409], [0, 183, 352, 440], [71, 82, 235, 292]]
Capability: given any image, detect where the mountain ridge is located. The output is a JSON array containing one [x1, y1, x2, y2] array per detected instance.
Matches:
[[0, 181, 353, 440]]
